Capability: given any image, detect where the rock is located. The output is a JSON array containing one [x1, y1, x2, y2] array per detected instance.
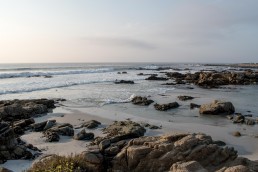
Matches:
[[149, 125, 161, 129], [43, 120, 56, 130], [30, 121, 48, 132], [73, 129, 94, 140], [81, 151, 103, 164], [199, 100, 235, 115], [224, 165, 249, 172], [44, 75, 52, 78], [114, 80, 134, 84], [145, 75, 168, 81], [0, 122, 36, 163], [80, 151, 104, 171], [233, 114, 245, 124], [190, 103, 201, 109], [13, 118, 35, 129], [99, 139, 111, 151], [91, 121, 146, 151], [213, 140, 226, 146], [103, 121, 146, 138], [43, 130, 60, 142], [122, 71, 127, 74], [154, 102, 179, 111], [0, 167, 13, 172], [81, 120, 101, 129], [131, 96, 154, 106], [164, 71, 258, 88], [178, 95, 194, 101], [49, 123, 74, 136], [0, 122, 17, 150], [0, 99, 55, 121], [245, 119, 256, 125], [171, 161, 208, 172], [233, 131, 241, 137]]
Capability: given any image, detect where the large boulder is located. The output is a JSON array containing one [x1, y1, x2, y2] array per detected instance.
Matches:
[[199, 100, 235, 115]]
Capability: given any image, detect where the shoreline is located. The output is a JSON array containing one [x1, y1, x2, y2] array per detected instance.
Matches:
[[2, 104, 258, 171]]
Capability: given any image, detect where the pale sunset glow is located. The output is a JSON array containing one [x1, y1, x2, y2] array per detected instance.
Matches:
[[0, 0, 257, 63]]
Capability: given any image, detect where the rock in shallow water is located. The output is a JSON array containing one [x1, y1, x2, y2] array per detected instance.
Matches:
[[199, 100, 235, 115], [154, 102, 179, 111], [131, 96, 154, 106]]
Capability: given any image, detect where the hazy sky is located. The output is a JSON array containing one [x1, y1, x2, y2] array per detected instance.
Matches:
[[0, 0, 257, 63]]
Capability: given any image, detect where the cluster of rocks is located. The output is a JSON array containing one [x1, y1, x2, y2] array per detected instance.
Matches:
[[165, 70, 258, 88], [69, 121, 258, 172], [0, 122, 40, 164], [31, 119, 99, 142], [131, 96, 180, 111], [114, 80, 134, 84], [227, 113, 257, 126], [117, 71, 127, 74], [0, 99, 64, 164], [0, 99, 55, 121]]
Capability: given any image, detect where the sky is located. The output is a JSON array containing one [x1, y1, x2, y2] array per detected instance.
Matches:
[[0, 0, 257, 63]]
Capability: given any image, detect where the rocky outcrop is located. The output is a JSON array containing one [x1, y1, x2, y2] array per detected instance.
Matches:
[[0, 99, 55, 121], [154, 102, 179, 111], [28, 119, 258, 172], [0, 122, 37, 164], [131, 96, 154, 106], [114, 80, 134, 84], [145, 75, 168, 81], [111, 133, 258, 172], [199, 100, 235, 115], [165, 71, 258, 88]]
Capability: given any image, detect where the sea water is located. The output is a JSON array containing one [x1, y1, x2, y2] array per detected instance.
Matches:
[[0, 63, 257, 120]]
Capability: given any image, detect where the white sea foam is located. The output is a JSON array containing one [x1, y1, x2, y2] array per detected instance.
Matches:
[[0, 68, 114, 79], [101, 94, 136, 106]]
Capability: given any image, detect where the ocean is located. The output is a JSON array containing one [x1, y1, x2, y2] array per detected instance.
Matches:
[[1, 63, 258, 164], [0, 63, 257, 120]]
